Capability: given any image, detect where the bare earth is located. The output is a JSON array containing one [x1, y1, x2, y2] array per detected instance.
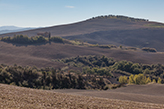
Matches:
[[54, 83, 164, 104], [0, 83, 164, 109]]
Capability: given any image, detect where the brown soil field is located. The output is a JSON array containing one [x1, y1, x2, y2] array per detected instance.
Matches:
[[1, 41, 164, 68], [0, 83, 164, 109], [54, 83, 164, 104]]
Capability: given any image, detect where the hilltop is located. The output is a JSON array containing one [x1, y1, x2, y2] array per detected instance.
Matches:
[[0, 15, 150, 37], [1, 15, 164, 51]]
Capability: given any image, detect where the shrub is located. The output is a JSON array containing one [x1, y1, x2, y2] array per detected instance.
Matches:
[[143, 68, 150, 75], [133, 74, 147, 84], [119, 76, 128, 84], [142, 47, 157, 52], [146, 77, 151, 83], [99, 45, 111, 49], [129, 74, 134, 84], [157, 77, 162, 84], [153, 79, 156, 83], [50, 37, 64, 43]]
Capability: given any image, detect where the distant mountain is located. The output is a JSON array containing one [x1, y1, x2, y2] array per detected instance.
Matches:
[[0, 26, 36, 34], [0, 26, 23, 30], [1, 15, 164, 51]]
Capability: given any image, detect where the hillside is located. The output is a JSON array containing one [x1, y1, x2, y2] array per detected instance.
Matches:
[[65, 28, 164, 51], [0, 83, 164, 108], [0, 15, 150, 37], [1, 41, 164, 68], [1, 15, 164, 51]]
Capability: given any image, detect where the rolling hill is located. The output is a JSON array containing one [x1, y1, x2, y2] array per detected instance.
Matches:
[[1, 15, 164, 51], [1, 41, 164, 68]]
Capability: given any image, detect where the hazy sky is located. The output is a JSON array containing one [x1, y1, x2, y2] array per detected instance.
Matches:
[[0, 0, 164, 27]]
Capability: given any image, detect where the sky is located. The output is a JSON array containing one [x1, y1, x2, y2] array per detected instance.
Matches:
[[0, 0, 164, 27]]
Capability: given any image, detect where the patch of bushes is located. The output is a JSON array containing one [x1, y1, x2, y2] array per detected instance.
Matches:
[[50, 37, 64, 43], [119, 74, 162, 85], [58, 55, 164, 84], [142, 47, 157, 52], [0, 64, 108, 90], [98, 45, 111, 49], [0, 35, 65, 45], [119, 76, 128, 84], [1, 35, 48, 44]]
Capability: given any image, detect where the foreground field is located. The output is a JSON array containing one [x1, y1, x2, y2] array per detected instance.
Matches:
[[55, 84, 164, 104], [0, 84, 164, 109]]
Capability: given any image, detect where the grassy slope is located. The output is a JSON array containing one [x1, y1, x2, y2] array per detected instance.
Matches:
[[0, 83, 164, 109]]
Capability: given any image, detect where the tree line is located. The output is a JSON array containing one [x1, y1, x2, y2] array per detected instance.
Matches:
[[0, 55, 163, 90], [0, 64, 107, 90], [0, 35, 64, 44], [90, 15, 149, 22], [119, 74, 161, 85], [57, 55, 164, 84]]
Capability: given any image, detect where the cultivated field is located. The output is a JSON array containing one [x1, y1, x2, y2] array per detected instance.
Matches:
[[0, 83, 164, 109]]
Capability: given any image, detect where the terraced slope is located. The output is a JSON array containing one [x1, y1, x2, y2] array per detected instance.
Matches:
[[0, 83, 164, 109]]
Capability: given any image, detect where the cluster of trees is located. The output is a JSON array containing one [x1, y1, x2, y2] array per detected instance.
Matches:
[[60, 55, 115, 77], [83, 67, 113, 77], [0, 35, 64, 44], [0, 55, 164, 90], [61, 55, 115, 68], [0, 64, 107, 90], [58, 55, 164, 84], [90, 15, 149, 22], [89, 44, 117, 49], [119, 74, 162, 85]]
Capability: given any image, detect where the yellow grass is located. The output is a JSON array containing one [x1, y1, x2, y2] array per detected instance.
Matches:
[[0, 84, 164, 109]]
